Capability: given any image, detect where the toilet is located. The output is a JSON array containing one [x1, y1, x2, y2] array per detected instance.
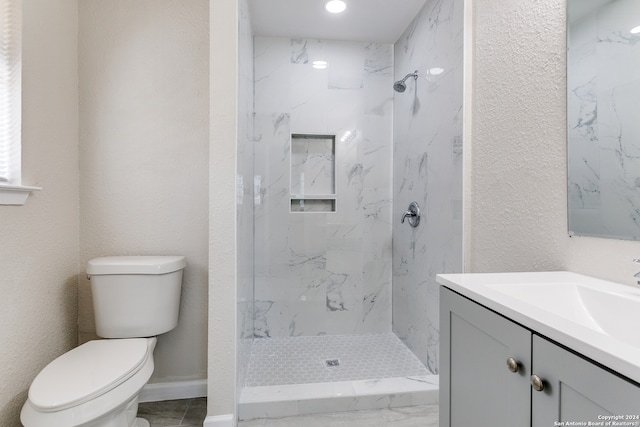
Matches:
[[21, 255, 187, 427]]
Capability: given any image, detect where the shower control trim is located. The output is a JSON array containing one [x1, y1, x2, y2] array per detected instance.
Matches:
[[401, 201, 421, 227]]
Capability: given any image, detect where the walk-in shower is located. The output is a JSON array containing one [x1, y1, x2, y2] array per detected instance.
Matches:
[[394, 70, 419, 92], [236, 0, 464, 421]]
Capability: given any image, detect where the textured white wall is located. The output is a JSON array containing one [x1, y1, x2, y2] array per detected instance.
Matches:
[[468, 0, 640, 284], [209, 0, 237, 419], [78, 0, 209, 384], [468, 0, 568, 272], [0, 0, 79, 425]]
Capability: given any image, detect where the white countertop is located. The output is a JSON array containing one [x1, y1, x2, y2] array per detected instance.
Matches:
[[437, 271, 640, 384]]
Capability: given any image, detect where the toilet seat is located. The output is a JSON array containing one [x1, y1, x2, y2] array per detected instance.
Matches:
[[29, 338, 151, 412]]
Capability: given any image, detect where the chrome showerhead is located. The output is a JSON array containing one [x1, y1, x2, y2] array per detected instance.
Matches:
[[393, 81, 407, 92], [393, 70, 419, 93]]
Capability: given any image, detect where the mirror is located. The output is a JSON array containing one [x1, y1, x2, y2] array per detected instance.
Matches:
[[567, 0, 640, 240]]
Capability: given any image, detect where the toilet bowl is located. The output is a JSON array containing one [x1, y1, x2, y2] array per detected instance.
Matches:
[[21, 256, 186, 427]]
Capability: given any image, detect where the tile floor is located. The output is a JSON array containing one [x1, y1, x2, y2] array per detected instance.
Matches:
[[138, 398, 207, 427], [238, 404, 440, 426], [138, 398, 439, 427]]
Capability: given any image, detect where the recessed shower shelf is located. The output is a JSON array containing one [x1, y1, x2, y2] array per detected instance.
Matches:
[[290, 133, 337, 213], [290, 198, 336, 213], [290, 194, 336, 200]]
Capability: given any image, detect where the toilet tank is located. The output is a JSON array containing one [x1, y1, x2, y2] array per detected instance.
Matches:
[[86, 256, 187, 338]]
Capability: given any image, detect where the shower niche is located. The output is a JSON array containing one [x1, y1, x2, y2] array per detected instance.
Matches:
[[290, 133, 336, 213]]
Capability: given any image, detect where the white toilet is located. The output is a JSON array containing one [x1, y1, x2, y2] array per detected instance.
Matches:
[[21, 255, 187, 427]]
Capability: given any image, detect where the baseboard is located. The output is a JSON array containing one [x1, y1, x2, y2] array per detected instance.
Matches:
[[138, 379, 207, 403], [203, 414, 234, 427]]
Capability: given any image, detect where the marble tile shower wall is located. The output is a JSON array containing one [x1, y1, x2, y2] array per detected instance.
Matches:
[[567, 0, 640, 238], [392, 0, 464, 373], [253, 37, 394, 337]]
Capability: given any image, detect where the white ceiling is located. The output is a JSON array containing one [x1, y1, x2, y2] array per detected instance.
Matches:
[[248, 0, 429, 43]]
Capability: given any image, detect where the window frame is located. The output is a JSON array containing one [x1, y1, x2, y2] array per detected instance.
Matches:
[[0, 0, 40, 205]]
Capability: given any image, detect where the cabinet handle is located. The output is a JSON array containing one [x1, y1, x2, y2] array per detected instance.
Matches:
[[531, 374, 545, 392], [506, 357, 519, 373]]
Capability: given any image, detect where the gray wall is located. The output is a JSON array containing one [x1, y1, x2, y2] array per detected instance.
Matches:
[[392, 0, 464, 374]]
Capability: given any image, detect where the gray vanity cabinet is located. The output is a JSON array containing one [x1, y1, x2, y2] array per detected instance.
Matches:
[[440, 287, 531, 427], [532, 335, 640, 426], [441, 287, 640, 427]]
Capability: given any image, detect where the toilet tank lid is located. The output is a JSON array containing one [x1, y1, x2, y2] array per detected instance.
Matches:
[[87, 255, 186, 275]]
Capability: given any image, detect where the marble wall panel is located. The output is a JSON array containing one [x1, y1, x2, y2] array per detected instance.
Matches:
[[392, 0, 464, 373], [254, 37, 393, 337]]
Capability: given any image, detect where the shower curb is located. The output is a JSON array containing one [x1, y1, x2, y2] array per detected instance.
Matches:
[[238, 375, 438, 420]]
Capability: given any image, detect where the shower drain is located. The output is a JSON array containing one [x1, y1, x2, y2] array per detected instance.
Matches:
[[325, 359, 341, 367]]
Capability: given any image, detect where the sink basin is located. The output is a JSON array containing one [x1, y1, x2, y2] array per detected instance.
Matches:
[[486, 281, 640, 348]]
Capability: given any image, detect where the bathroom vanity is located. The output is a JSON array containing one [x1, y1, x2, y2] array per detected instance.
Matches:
[[437, 272, 640, 426]]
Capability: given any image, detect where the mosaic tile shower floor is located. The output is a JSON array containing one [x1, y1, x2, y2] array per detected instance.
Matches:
[[245, 333, 430, 387]]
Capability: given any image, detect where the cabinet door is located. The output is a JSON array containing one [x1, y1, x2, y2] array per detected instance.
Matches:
[[532, 335, 640, 426], [440, 287, 531, 427]]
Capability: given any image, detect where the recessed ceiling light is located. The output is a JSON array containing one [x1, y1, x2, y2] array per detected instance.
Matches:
[[312, 60, 328, 69], [325, 0, 347, 14], [631, 25, 640, 34]]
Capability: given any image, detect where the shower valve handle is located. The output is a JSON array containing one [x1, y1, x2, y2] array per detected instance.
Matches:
[[401, 202, 421, 227]]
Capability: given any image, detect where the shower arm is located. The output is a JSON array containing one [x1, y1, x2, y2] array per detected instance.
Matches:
[[401, 71, 419, 83]]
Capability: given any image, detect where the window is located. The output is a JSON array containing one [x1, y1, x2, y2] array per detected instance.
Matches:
[[0, 0, 21, 184], [0, 0, 39, 205]]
